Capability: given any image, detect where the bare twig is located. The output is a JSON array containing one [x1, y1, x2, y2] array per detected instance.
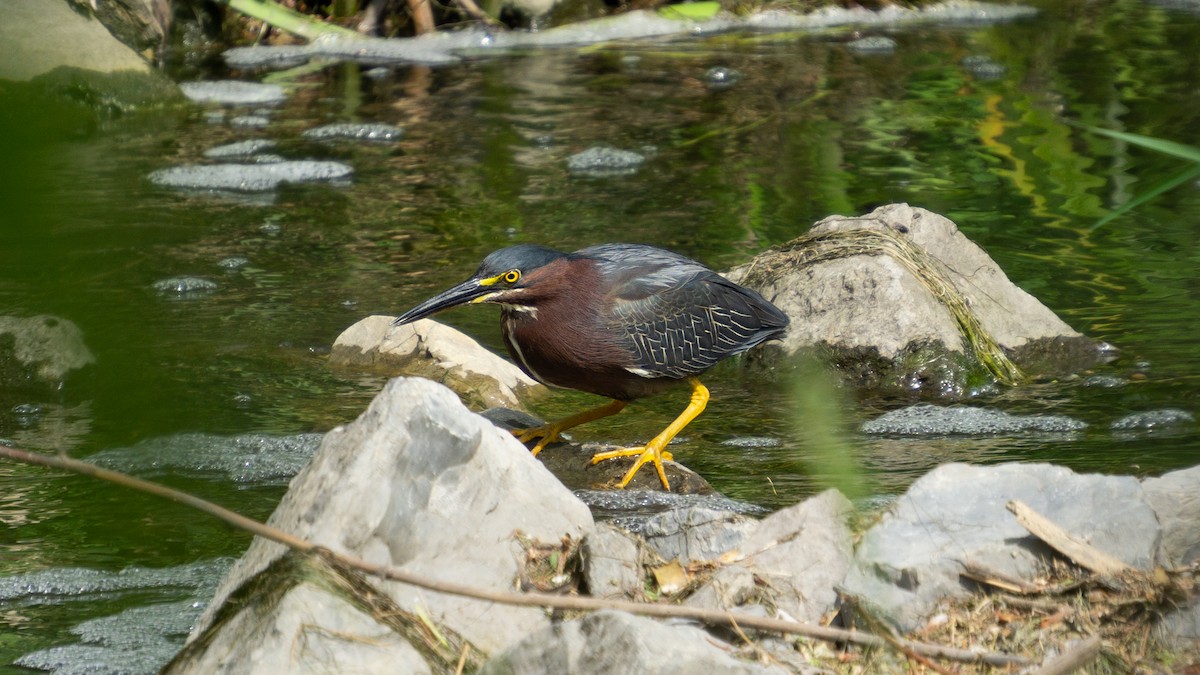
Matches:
[[0, 445, 1031, 668], [1006, 500, 1131, 576], [961, 559, 1042, 594]]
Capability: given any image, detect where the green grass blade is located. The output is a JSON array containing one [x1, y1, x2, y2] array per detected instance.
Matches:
[[1081, 124, 1200, 163], [1090, 163, 1200, 231]]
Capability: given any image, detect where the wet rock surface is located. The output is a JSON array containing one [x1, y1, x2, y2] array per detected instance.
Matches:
[[91, 432, 323, 485], [179, 80, 287, 106], [221, 2, 1036, 71], [151, 277, 218, 294], [301, 122, 405, 142], [1111, 408, 1196, 431], [202, 139, 278, 159], [8, 559, 231, 674], [148, 161, 354, 192], [862, 403, 1087, 435], [0, 315, 95, 387], [567, 146, 646, 176]]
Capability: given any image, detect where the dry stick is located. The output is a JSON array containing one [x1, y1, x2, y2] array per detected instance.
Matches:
[[0, 445, 1030, 668], [1006, 500, 1132, 576], [1029, 634, 1103, 675]]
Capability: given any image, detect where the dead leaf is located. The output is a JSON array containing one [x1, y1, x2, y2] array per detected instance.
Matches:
[[652, 560, 690, 595]]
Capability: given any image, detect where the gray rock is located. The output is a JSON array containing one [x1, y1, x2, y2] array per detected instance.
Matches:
[[203, 140, 278, 159], [479, 609, 786, 674], [1142, 465, 1200, 567], [961, 54, 1006, 79], [581, 524, 644, 600], [1, 0, 150, 81], [567, 146, 646, 177], [148, 161, 353, 192], [703, 66, 742, 89], [585, 489, 764, 520], [217, 256, 250, 269], [637, 506, 759, 565], [685, 565, 759, 612], [179, 81, 287, 106], [862, 404, 1086, 435], [185, 378, 594, 663], [223, 3, 1035, 73], [841, 462, 1160, 632], [726, 204, 1102, 388], [1111, 408, 1195, 431], [690, 489, 852, 623], [229, 115, 271, 128], [847, 36, 897, 52], [681, 490, 851, 624], [173, 576, 434, 674], [330, 316, 546, 410], [0, 315, 95, 385], [302, 122, 405, 142], [90, 432, 322, 485], [152, 277, 218, 294]]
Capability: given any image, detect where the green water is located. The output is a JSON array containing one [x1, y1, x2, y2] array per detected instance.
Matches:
[[3, 0, 1200, 668]]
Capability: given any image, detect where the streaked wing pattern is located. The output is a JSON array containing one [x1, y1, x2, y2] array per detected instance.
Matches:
[[583, 244, 788, 380]]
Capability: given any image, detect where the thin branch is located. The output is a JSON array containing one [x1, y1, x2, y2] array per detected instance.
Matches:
[[0, 445, 1030, 668], [1007, 500, 1131, 576]]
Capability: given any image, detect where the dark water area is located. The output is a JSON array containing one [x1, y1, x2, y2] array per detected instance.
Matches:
[[3, 0, 1200, 669]]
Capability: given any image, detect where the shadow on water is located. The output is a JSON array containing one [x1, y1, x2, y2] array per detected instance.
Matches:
[[3, 0, 1200, 668]]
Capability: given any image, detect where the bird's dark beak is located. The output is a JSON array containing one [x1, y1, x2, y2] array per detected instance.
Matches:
[[392, 277, 496, 326]]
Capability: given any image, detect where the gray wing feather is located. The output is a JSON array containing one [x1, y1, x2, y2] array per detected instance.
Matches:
[[582, 244, 788, 379]]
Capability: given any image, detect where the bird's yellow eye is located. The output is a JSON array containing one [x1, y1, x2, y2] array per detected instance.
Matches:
[[502, 270, 521, 284]]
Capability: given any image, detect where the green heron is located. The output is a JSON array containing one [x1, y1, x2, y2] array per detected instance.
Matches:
[[392, 243, 789, 490]]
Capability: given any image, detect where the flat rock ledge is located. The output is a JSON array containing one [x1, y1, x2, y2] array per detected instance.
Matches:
[[727, 203, 1108, 395], [167, 378, 1200, 672]]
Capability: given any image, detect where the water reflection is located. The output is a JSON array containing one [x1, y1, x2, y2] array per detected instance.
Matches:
[[3, 4, 1200, 668]]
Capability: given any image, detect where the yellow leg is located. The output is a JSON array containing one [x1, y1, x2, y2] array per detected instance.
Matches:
[[590, 378, 709, 491], [513, 399, 627, 456]]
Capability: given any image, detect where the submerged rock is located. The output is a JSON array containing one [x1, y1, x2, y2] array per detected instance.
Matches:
[[148, 161, 353, 192], [846, 35, 897, 52], [90, 432, 323, 484], [179, 81, 287, 106], [0, 315, 95, 386], [862, 403, 1086, 435], [961, 54, 1006, 79], [302, 122, 405, 142], [726, 203, 1105, 395], [152, 277, 217, 294], [703, 66, 742, 89], [203, 139, 278, 159], [8, 559, 231, 675], [567, 146, 645, 176], [1111, 408, 1195, 431]]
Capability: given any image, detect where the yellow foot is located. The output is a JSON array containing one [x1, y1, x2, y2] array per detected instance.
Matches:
[[511, 424, 561, 457], [511, 399, 628, 457], [590, 444, 674, 490], [589, 377, 710, 492]]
